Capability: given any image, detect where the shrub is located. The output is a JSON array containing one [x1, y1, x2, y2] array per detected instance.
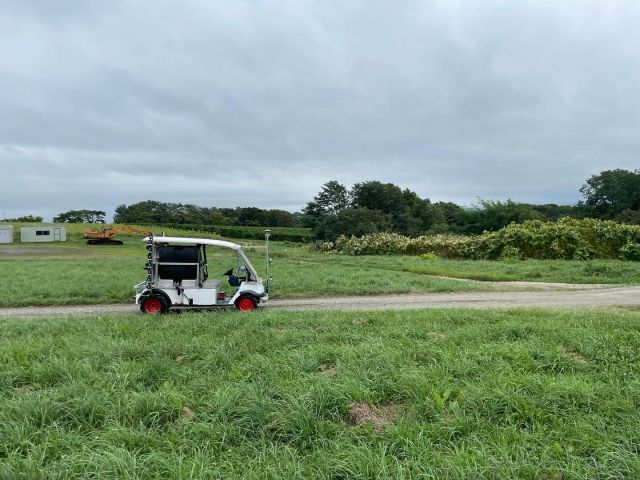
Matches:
[[319, 218, 640, 260]]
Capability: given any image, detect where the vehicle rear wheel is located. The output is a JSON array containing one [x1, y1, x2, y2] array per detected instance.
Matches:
[[236, 296, 256, 312], [141, 296, 167, 314]]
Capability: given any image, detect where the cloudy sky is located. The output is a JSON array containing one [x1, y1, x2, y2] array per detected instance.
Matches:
[[1, 0, 639, 220]]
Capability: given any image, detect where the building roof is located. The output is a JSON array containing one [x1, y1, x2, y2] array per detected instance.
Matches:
[[144, 236, 242, 250]]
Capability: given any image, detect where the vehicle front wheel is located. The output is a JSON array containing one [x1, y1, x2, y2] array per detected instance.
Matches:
[[235, 296, 256, 312], [140, 296, 168, 314]]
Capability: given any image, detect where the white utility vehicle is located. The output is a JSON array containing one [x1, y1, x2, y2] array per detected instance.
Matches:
[[134, 232, 270, 314]]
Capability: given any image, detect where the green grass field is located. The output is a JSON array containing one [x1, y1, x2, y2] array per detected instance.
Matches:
[[2, 224, 640, 477], [345, 255, 640, 284], [1, 222, 639, 307], [0, 243, 485, 307], [2, 308, 639, 478]]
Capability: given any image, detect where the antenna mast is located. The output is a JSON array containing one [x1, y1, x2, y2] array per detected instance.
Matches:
[[264, 229, 271, 292]]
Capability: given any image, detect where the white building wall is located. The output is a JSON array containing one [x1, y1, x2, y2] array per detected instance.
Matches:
[[20, 226, 67, 243], [0, 225, 13, 244]]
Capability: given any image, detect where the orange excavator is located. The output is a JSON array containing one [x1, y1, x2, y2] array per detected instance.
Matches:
[[83, 225, 151, 245]]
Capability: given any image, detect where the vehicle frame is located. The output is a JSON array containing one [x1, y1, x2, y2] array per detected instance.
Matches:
[[134, 234, 269, 314]]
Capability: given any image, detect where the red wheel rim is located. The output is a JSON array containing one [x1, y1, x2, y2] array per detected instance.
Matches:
[[237, 297, 255, 311], [144, 298, 162, 314]]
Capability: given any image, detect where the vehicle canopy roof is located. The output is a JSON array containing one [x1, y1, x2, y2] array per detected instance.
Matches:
[[144, 236, 242, 250]]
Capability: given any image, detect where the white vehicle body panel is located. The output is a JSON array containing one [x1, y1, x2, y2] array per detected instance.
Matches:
[[182, 288, 218, 305], [228, 282, 267, 305]]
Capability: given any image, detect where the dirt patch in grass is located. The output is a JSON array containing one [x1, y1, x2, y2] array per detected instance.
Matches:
[[348, 402, 399, 431], [318, 363, 336, 376], [560, 347, 589, 366], [13, 385, 34, 395], [178, 406, 194, 422], [352, 317, 370, 326], [427, 332, 446, 339]]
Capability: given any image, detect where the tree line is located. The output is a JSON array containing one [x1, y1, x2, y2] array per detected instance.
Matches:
[[113, 201, 300, 227], [0, 215, 43, 223], [10, 169, 640, 241], [53, 210, 106, 224], [303, 169, 640, 240]]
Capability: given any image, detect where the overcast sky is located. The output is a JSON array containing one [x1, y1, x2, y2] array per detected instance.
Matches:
[[1, 0, 639, 220]]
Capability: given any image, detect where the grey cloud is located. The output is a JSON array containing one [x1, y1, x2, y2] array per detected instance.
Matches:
[[1, 0, 639, 220]]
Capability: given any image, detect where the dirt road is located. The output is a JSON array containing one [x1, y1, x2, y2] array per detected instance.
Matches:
[[0, 283, 638, 318]]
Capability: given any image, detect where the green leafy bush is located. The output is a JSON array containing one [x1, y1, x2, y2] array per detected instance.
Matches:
[[320, 218, 640, 260]]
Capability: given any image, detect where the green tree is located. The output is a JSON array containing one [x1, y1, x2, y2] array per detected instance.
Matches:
[[580, 169, 640, 219], [463, 200, 542, 234], [351, 181, 438, 235], [114, 201, 170, 224], [237, 207, 267, 226], [263, 209, 299, 227], [112, 201, 298, 227], [351, 181, 406, 218], [53, 210, 106, 223], [314, 207, 393, 240], [530, 203, 583, 221], [432, 202, 467, 233], [303, 181, 350, 217], [616, 208, 640, 225], [2, 215, 43, 223]]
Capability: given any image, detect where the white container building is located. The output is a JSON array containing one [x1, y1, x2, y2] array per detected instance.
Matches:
[[0, 225, 13, 243], [20, 226, 67, 243]]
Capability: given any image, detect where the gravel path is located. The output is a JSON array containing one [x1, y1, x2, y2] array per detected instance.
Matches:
[[1, 283, 638, 318]]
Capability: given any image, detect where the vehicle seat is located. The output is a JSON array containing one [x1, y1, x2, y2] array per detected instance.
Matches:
[[181, 279, 198, 288], [157, 279, 174, 288], [202, 279, 220, 289]]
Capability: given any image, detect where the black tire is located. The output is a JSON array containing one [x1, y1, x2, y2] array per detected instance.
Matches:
[[140, 295, 169, 314], [235, 296, 257, 311]]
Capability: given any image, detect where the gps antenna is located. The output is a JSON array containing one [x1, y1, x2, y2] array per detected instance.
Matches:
[[264, 229, 271, 293]]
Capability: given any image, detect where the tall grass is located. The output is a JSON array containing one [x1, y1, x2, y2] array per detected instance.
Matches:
[[1, 308, 639, 478]]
